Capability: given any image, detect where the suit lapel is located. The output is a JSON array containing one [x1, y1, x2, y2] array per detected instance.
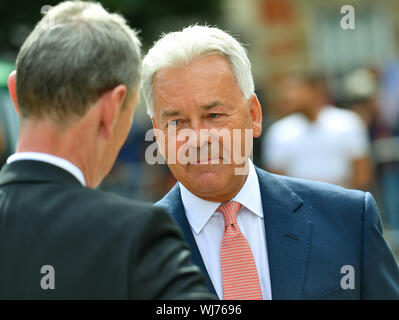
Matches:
[[156, 184, 217, 296], [255, 167, 313, 299]]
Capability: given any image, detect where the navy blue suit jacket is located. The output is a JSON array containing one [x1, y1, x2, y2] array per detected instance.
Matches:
[[156, 167, 399, 299]]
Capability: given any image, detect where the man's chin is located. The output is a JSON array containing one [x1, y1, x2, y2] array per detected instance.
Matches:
[[187, 163, 228, 179], [183, 170, 231, 198]]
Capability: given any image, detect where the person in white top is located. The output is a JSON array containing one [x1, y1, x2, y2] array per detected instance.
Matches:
[[263, 74, 373, 190]]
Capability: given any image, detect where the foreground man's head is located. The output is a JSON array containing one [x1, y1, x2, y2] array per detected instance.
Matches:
[[8, 1, 142, 188], [142, 25, 263, 202]]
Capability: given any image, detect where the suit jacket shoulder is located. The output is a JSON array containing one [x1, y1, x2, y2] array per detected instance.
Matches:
[[0, 161, 213, 299], [257, 169, 399, 299]]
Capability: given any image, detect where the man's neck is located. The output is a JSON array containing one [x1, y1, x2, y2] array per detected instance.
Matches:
[[7, 151, 87, 186], [16, 120, 96, 188]]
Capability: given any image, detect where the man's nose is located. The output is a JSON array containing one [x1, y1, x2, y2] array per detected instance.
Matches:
[[179, 119, 208, 148], [186, 128, 211, 149]]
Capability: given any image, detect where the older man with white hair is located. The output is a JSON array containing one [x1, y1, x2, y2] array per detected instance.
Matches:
[[142, 25, 399, 300]]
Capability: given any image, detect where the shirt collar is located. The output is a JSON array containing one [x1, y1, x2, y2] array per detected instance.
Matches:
[[179, 159, 263, 234], [7, 152, 87, 187]]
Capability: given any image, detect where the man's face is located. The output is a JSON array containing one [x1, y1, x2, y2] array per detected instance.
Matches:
[[152, 54, 262, 202]]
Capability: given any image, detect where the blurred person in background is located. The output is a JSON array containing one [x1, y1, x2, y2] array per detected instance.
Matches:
[[343, 68, 380, 192], [344, 66, 399, 254], [263, 73, 373, 190], [368, 63, 399, 253], [101, 122, 147, 199], [343, 68, 380, 130], [101, 111, 177, 202], [0, 1, 213, 300]]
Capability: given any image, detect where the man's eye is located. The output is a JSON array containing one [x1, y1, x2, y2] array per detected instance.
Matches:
[[168, 120, 181, 126], [209, 113, 221, 119]]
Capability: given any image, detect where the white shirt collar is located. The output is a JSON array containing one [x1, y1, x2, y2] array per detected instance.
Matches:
[[179, 159, 263, 234], [7, 152, 87, 187]]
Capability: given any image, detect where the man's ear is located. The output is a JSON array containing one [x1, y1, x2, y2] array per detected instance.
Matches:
[[249, 94, 262, 138], [8, 70, 20, 115], [99, 85, 127, 140]]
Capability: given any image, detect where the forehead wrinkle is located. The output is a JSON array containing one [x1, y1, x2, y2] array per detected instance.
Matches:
[[161, 109, 181, 117], [153, 55, 242, 117], [202, 100, 222, 110]]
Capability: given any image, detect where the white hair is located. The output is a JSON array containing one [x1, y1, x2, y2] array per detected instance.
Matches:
[[142, 25, 254, 117], [17, 1, 141, 121]]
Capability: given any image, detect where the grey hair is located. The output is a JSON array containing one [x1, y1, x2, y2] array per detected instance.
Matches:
[[142, 25, 254, 117], [16, 0, 142, 122]]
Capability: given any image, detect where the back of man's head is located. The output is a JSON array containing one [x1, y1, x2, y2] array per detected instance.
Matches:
[[16, 1, 142, 123]]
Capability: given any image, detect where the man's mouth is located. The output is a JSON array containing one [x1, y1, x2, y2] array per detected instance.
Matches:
[[193, 157, 222, 164]]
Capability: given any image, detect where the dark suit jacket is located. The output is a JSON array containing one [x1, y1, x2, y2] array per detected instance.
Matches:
[[156, 166, 399, 299], [0, 160, 214, 299]]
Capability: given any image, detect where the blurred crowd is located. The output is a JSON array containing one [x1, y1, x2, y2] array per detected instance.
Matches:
[[260, 66, 399, 253]]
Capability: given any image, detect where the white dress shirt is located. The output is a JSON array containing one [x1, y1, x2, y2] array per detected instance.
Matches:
[[179, 159, 272, 300], [7, 152, 86, 187]]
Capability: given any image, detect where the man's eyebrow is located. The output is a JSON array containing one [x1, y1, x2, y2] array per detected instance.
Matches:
[[202, 101, 223, 110], [160, 101, 223, 117], [161, 110, 181, 117]]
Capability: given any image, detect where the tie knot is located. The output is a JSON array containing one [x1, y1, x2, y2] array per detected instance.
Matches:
[[217, 201, 242, 226]]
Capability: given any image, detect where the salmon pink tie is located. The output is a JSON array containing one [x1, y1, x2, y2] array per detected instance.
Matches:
[[218, 201, 263, 300]]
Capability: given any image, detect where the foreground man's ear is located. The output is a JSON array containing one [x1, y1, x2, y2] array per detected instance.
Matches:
[[8, 70, 20, 115], [99, 84, 127, 140]]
